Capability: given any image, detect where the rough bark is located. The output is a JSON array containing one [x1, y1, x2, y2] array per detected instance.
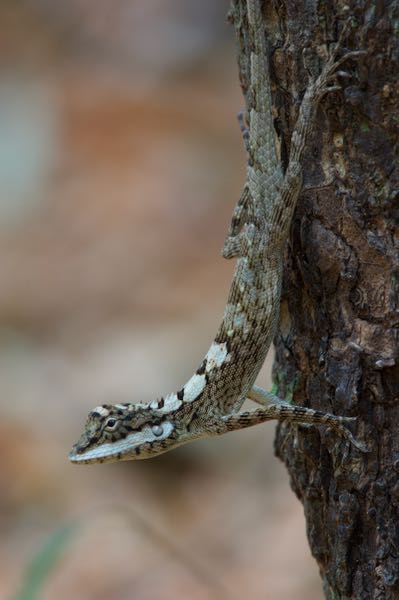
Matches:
[[231, 1, 398, 598]]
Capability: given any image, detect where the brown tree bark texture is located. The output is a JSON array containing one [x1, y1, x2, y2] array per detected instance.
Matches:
[[231, 0, 398, 598]]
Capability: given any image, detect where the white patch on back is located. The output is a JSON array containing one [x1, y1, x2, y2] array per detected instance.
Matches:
[[69, 421, 175, 463], [183, 373, 206, 402], [205, 342, 230, 372], [159, 393, 182, 413]]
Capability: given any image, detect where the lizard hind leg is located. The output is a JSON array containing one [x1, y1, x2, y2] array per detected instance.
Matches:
[[222, 222, 257, 260], [222, 187, 256, 259], [248, 384, 293, 408], [226, 186, 251, 236], [237, 109, 250, 154], [222, 234, 245, 259]]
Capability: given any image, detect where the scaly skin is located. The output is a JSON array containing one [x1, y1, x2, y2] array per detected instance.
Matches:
[[69, 0, 367, 464]]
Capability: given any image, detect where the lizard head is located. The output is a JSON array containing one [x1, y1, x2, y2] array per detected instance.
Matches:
[[68, 402, 177, 464]]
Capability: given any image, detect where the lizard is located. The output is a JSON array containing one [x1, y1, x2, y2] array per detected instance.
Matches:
[[69, 0, 367, 464]]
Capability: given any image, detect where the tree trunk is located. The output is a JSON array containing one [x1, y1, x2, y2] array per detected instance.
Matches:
[[230, 1, 398, 597]]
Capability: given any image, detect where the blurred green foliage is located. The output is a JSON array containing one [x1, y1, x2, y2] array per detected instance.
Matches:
[[12, 523, 76, 600]]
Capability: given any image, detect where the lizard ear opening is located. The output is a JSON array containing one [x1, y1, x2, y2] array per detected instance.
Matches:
[[151, 424, 164, 437]]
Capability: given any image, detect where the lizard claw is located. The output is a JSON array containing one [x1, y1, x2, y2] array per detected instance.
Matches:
[[313, 48, 366, 101], [323, 84, 342, 94], [343, 430, 370, 453], [339, 416, 370, 453], [334, 70, 353, 79], [325, 50, 366, 80]]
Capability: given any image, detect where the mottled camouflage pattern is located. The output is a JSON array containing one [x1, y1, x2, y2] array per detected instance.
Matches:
[[69, 0, 367, 464]]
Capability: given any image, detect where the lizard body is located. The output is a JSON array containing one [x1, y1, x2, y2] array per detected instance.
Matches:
[[69, 0, 366, 464]]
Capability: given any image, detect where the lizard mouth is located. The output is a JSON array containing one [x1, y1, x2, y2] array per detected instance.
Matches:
[[68, 421, 176, 464]]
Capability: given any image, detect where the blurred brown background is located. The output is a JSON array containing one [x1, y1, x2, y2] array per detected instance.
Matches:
[[0, 1, 321, 598]]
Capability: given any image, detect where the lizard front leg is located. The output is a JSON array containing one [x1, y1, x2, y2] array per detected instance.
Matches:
[[218, 402, 368, 453], [248, 384, 292, 408]]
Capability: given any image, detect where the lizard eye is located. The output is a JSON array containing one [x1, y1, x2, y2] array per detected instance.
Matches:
[[152, 424, 164, 437], [104, 417, 119, 431]]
